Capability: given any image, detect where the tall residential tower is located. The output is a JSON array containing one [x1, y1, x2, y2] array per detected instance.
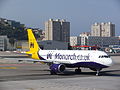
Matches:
[[91, 22, 115, 37], [45, 19, 70, 43]]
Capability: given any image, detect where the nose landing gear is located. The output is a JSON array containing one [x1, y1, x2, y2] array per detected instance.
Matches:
[[96, 70, 100, 76], [96, 68, 102, 76]]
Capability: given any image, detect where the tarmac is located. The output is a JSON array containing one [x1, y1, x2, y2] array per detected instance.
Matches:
[[0, 51, 120, 90]]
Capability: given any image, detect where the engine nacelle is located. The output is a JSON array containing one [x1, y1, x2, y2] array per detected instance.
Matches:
[[50, 64, 65, 73]]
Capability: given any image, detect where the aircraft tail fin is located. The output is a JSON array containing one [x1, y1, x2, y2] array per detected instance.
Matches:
[[26, 29, 40, 60], [27, 29, 40, 52]]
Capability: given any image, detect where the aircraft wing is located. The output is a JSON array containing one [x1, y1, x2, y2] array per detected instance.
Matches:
[[0, 55, 28, 59], [17, 59, 71, 64], [0, 56, 53, 64], [0, 56, 71, 64]]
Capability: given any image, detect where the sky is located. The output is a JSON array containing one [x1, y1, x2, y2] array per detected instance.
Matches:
[[0, 0, 120, 36]]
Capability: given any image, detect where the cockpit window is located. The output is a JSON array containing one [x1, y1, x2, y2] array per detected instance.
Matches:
[[99, 55, 110, 58]]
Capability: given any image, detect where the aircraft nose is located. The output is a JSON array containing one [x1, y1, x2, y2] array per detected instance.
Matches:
[[107, 58, 113, 66]]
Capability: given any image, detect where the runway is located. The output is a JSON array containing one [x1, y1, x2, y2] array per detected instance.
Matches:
[[0, 55, 120, 90]]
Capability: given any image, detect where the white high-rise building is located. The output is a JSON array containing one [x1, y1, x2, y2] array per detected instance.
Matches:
[[91, 22, 115, 37], [45, 19, 70, 43], [80, 32, 91, 45], [70, 36, 81, 46]]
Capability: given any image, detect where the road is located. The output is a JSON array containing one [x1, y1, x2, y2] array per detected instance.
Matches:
[[0, 55, 120, 90]]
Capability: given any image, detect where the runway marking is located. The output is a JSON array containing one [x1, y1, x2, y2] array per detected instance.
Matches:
[[0, 67, 17, 69]]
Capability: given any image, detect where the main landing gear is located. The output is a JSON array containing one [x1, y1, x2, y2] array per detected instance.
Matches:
[[75, 67, 81, 74]]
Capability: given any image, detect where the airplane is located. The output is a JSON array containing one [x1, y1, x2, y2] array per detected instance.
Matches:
[[25, 29, 113, 76]]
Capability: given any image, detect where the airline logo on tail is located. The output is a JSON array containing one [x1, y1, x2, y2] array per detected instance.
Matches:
[[30, 42, 34, 48]]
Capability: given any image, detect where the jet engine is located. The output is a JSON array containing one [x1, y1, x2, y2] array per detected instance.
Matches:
[[50, 64, 65, 74]]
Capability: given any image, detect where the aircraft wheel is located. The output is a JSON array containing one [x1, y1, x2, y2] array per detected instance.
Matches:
[[96, 69, 102, 76], [75, 69, 81, 74]]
